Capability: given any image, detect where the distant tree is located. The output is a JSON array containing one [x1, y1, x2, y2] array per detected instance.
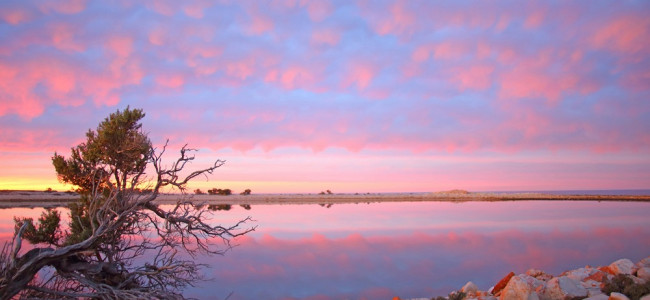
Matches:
[[240, 189, 251, 195], [1, 107, 254, 299], [208, 204, 232, 211], [207, 188, 231, 195], [194, 188, 206, 195]]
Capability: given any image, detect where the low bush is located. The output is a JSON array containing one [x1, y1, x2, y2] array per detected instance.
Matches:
[[602, 274, 650, 300]]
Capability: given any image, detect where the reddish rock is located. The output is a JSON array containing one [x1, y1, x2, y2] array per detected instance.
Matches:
[[609, 292, 631, 300], [492, 272, 515, 295], [637, 256, 650, 268], [637, 267, 650, 281], [500, 275, 539, 300], [586, 270, 609, 283], [599, 266, 616, 275], [609, 259, 636, 275]]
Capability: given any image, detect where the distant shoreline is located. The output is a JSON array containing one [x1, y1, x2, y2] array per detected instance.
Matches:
[[1, 190, 649, 208]]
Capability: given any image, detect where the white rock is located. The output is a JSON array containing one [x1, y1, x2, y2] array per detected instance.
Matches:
[[583, 295, 609, 300], [564, 267, 597, 282], [609, 259, 636, 275], [542, 276, 588, 300], [500, 275, 539, 300], [609, 292, 630, 300], [639, 294, 650, 300], [637, 267, 650, 281], [582, 279, 604, 297], [461, 281, 479, 294]]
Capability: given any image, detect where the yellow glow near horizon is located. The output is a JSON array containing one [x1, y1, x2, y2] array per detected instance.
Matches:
[[0, 176, 72, 191]]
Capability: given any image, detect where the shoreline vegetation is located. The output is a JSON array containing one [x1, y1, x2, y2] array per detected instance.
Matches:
[[1, 189, 649, 209]]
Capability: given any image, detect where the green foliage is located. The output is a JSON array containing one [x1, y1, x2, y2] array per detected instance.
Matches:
[[14, 209, 61, 246], [602, 274, 650, 300], [64, 194, 95, 246], [51, 107, 151, 193], [45, 107, 152, 247]]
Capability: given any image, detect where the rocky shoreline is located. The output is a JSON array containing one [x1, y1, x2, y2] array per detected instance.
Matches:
[[400, 257, 650, 300]]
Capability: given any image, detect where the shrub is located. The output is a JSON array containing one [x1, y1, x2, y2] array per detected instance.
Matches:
[[602, 274, 650, 300], [194, 188, 205, 195], [207, 188, 232, 195], [240, 189, 251, 195]]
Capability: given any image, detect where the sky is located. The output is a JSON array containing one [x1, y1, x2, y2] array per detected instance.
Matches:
[[0, 0, 649, 193]]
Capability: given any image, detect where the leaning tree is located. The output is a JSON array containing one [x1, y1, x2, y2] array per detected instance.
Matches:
[[0, 107, 254, 299]]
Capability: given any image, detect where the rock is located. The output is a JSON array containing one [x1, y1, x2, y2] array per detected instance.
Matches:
[[564, 267, 598, 282], [637, 267, 650, 281], [462, 281, 479, 295], [542, 276, 588, 300], [609, 292, 630, 300], [586, 270, 611, 283], [583, 295, 609, 300], [637, 257, 650, 268], [500, 275, 539, 300], [527, 269, 554, 281], [609, 259, 636, 275], [640, 294, 650, 300], [493, 272, 516, 295], [517, 274, 544, 291], [581, 279, 604, 297]]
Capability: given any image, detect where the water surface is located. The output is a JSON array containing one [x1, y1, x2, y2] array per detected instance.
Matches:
[[1, 200, 649, 299]]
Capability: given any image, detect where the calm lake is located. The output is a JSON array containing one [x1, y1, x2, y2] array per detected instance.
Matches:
[[1, 200, 649, 299]]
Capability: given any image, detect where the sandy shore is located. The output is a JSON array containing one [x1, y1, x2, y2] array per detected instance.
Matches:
[[1, 190, 649, 208]]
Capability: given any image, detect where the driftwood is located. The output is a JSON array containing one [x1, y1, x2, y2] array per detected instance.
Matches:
[[0, 142, 255, 299]]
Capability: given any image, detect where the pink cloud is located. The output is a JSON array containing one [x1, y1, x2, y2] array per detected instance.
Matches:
[[37, 0, 86, 15], [0, 7, 33, 25], [524, 10, 545, 29], [277, 65, 319, 90], [183, 1, 212, 19], [369, 0, 416, 36], [146, 0, 177, 16], [311, 27, 340, 46], [621, 68, 650, 91], [591, 14, 650, 54], [342, 63, 378, 90], [148, 28, 166, 46], [50, 23, 85, 52], [433, 42, 468, 60], [303, 0, 333, 22], [450, 64, 494, 91], [226, 59, 256, 80], [106, 36, 134, 57], [155, 74, 185, 89], [244, 5, 274, 35]]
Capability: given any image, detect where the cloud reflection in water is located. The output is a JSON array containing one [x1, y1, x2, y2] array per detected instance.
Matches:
[[184, 201, 650, 300]]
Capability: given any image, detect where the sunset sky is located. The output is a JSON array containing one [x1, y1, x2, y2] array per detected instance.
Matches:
[[1, 0, 649, 193]]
